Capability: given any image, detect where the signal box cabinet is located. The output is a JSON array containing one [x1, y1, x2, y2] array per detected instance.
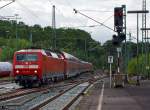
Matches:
[[113, 74, 125, 87]]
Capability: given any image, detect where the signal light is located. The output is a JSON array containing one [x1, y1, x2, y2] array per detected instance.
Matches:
[[112, 33, 126, 45], [119, 33, 126, 42], [112, 34, 119, 45], [114, 7, 123, 32], [114, 7, 123, 27]]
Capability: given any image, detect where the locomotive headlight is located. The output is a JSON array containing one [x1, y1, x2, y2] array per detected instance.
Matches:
[[34, 70, 37, 73], [16, 70, 19, 74]]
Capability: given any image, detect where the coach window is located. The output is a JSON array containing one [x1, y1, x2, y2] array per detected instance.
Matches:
[[57, 54, 63, 59], [51, 52, 59, 58], [45, 51, 52, 57]]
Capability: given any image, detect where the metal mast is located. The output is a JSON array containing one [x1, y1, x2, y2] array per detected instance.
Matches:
[[52, 5, 56, 49], [142, 0, 147, 76]]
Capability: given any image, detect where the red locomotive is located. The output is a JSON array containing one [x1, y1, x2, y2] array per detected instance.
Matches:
[[13, 49, 93, 87]]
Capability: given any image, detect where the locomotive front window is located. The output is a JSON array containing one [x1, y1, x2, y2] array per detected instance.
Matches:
[[16, 54, 38, 61]]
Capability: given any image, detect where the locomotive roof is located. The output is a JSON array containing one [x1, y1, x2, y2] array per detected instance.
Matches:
[[16, 49, 47, 55], [16, 49, 81, 62], [17, 49, 44, 52], [16, 49, 63, 58]]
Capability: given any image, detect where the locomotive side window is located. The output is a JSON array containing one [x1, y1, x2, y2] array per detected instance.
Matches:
[[16, 54, 38, 61]]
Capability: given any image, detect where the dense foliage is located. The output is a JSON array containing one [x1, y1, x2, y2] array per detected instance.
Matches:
[[127, 54, 150, 77], [1, 20, 149, 74], [0, 20, 109, 69]]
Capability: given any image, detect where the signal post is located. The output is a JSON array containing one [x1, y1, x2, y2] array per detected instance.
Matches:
[[108, 56, 113, 88], [112, 5, 126, 87]]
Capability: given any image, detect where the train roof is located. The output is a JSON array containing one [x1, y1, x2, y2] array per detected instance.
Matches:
[[15, 49, 64, 59], [15, 49, 83, 62], [16, 49, 45, 53], [62, 52, 79, 61], [16, 49, 47, 55]]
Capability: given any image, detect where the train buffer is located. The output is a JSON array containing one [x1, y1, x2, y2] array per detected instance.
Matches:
[[112, 73, 125, 88]]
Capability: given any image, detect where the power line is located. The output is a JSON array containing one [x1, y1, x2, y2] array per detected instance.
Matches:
[[48, 1, 66, 18], [73, 9, 115, 32], [0, 0, 15, 10], [64, 0, 74, 9], [15, 1, 46, 25], [0, 15, 10, 20], [16, 1, 39, 18], [49, 0, 85, 29], [102, 14, 114, 24], [60, 25, 101, 28], [78, 9, 112, 13]]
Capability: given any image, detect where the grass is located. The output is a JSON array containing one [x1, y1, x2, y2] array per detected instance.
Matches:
[[128, 79, 137, 85], [0, 76, 14, 81]]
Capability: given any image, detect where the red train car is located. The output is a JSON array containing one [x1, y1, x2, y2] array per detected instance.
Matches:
[[13, 49, 92, 87]]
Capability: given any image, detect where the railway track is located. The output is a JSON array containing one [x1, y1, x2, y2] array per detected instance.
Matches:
[[0, 71, 103, 110], [0, 83, 77, 110], [28, 82, 89, 110], [0, 82, 21, 95], [0, 88, 41, 102], [0, 81, 78, 102], [0, 81, 11, 85], [31, 77, 100, 110]]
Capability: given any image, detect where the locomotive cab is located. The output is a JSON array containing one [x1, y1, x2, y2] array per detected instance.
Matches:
[[13, 50, 43, 87]]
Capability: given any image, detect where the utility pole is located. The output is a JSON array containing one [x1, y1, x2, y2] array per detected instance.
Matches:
[[15, 14, 19, 50], [122, 5, 128, 82], [84, 39, 88, 60], [127, 32, 132, 63], [30, 31, 33, 45], [52, 5, 56, 49], [128, 10, 149, 86], [142, 0, 147, 77], [141, 28, 150, 79]]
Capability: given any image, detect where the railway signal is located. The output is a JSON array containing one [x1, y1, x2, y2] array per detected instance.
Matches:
[[112, 33, 126, 45], [113, 6, 126, 46], [114, 7, 123, 32]]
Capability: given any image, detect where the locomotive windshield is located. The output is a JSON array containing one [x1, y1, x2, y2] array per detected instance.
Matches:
[[16, 54, 38, 61]]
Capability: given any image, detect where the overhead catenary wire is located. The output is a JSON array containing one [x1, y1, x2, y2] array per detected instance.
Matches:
[[102, 14, 114, 24], [16, 0, 44, 25], [49, 0, 67, 14], [52, 2, 137, 42], [0, 0, 15, 10], [16, 1, 40, 18], [76, 8, 138, 41], [64, 0, 74, 9], [73, 7, 138, 41], [0, 1, 16, 21], [78, 9, 112, 13], [73, 9, 115, 32], [48, 0, 85, 28], [60, 25, 101, 29], [0, 15, 10, 20]]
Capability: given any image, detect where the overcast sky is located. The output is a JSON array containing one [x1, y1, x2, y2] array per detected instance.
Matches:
[[0, 0, 150, 43]]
